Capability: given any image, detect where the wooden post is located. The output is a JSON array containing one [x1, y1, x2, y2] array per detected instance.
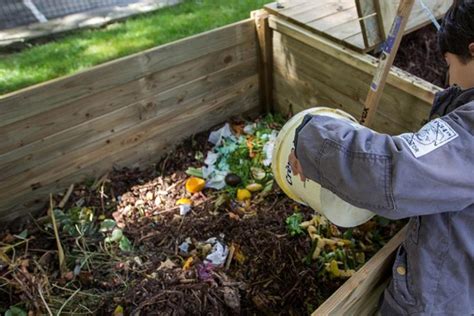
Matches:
[[253, 10, 274, 113], [359, 0, 415, 127]]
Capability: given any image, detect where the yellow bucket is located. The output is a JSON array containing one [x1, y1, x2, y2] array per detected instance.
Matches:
[[272, 107, 375, 227]]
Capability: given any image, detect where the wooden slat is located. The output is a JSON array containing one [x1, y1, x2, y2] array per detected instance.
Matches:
[[291, 0, 355, 24], [265, 1, 314, 15], [376, 0, 452, 39], [273, 54, 406, 135], [272, 31, 432, 133], [308, 6, 359, 31], [0, 83, 259, 222], [0, 61, 258, 201], [325, 18, 362, 41], [0, 41, 256, 154], [265, 0, 368, 52], [313, 226, 408, 315], [344, 32, 365, 48], [356, 0, 383, 48], [278, 2, 326, 16], [273, 68, 405, 135], [0, 19, 255, 127]]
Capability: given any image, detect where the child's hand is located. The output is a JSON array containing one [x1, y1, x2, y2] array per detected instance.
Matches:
[[289, 150, 306, 182]]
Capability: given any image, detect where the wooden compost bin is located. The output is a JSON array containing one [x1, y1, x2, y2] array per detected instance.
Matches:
[[0, 9, 442, 315]]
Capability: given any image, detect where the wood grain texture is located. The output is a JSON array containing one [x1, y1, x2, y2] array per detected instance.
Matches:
[[265, 0, 367, 52], [0, 19, 255, 127], [0, 41, 256, 154], [253, 10, 274, 113], [269, 15, 440, 101], [271, 28, 435, 134], [0, 59, 257, 182], [289, 1, 355, 25], [0, 71, 258, 209]]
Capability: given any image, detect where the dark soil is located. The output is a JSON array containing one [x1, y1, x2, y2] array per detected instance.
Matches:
[[0, 122, 403, 315], [393, 24, 448, 88]]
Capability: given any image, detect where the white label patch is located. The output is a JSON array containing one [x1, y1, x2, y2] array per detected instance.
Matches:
[[399, 119, 458, 158]]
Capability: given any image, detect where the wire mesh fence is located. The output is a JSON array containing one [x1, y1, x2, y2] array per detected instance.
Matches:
[[0, 0, 139, 30]]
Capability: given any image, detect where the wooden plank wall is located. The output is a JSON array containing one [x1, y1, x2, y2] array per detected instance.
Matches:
[[0, 19, 260, 222], [269, 15, 441, 135]]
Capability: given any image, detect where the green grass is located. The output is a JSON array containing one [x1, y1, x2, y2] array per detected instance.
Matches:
[[0, 0, 271, 95]]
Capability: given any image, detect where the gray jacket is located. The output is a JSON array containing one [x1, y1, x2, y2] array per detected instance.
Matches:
[[294, 87, 474, 315]]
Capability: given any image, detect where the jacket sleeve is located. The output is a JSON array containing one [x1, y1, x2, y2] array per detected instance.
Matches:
[[294, 105, 474, 219]]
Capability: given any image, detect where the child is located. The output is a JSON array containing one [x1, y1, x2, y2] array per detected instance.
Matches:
[[289, 1, 474, 314]]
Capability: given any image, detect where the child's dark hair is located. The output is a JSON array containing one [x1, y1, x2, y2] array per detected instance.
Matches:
[[438, 0, 474, 63]]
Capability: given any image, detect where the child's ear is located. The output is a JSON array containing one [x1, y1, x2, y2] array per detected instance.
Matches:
[[469, 43, 474, 57]]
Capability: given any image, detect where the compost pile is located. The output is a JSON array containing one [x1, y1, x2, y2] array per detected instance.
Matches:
[[0, 115, 402, 315], [394, 24, 448, 88]]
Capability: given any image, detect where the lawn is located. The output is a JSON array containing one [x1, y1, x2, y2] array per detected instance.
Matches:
[[0, 0, 271, 96]]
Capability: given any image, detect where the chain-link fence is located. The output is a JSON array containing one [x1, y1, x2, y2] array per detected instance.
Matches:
[[0, 0, 139, 30]]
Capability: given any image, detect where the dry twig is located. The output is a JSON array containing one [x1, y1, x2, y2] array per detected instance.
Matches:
[[48, 194, 66, 276]]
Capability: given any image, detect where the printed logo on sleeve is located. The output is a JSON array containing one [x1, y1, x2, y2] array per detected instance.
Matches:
[[398, 119, 459, 158]]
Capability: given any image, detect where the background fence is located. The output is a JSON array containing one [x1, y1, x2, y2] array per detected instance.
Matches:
[[1, 0, 141, 29]]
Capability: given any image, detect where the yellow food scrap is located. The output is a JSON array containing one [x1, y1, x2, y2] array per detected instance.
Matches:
[[237, 189, 251, 201], [307, 225, 318, 240], [246, 183, 263, 192], [325, 259, 355, 278], [176, 198, 192, 205], [185, 177, 206, 193], [183, 256, 194, 270], [311, 234, 342, 259]]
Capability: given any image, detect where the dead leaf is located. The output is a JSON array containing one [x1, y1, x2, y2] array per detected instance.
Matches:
[[2, 233, 15, 243], [231, 123, 245, 135], [113, 305, 124, 316], [157, 258, 176, 271], [222, 286, 241, 312], [233, 245, 246, 265], [228, 212, 240, 221]]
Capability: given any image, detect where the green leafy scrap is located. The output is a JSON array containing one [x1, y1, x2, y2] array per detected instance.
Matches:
[[5, 306, 27, 316], [286, 213, 304, 236]]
